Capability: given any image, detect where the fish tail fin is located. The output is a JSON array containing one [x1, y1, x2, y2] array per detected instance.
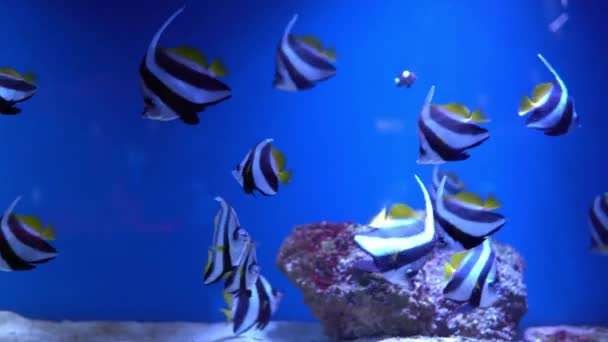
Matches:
[[208, 59, 228, 77], [518, 96, 535, 116], [279, 170, 292, 184], [324, 47, 337, 61], [470, 109, 489, 123], [42, 225, 56, 240], [23, 72, 36, 83]]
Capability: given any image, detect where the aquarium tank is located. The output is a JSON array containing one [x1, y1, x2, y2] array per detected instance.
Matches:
[[0, 0, 606, 341]]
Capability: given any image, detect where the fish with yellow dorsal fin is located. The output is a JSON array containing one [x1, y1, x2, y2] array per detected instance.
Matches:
[[232, 138, 292, 196], [0, 197, 57, 272], [430, 166, 466, 203], [434, 186, 506, 251], [219, 290, 233, 322], [353, 175, 439, 288], [139, 6, 232, 125], [229, 274, 283, 335], [273, 14, 337, 92], [517, 53, 579, 136], [443, 239, 500, 312], [589, 192, 608, 254], [203, 197, 250, 285], [416, 86, 490, 164], [0, 68, 38, 115]]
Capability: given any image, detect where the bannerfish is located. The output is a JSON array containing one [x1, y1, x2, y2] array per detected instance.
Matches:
[[429, 166, 465, 202], [203, 197, 250, 285], [273, 14, 337, 91], [589, 192, 608, 254], [395, 70, 417, 88], [139, 6, 232, 125], [353, 174, 440, 288], [232, 138, 292, 196], [434, 186, 505, 251], [0, 68, 37, 115], [518, 53, 579, 136], [0, 196, 57, 272], [221, 275, 283, 335], [417, 86, 491, 164], [443, 238, 500, 312], [224, 241, 260, 294]]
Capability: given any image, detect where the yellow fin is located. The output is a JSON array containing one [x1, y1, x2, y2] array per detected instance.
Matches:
[[369, 208, 387, 226], [444, 262, 455, 280], [166, 46, 208, 68], [448, 192, 484, 206], [298, 35, 323, 51], [41, 225, 56, 240], [272, 147, 286, 171], [470, 109, 489, 123], [204, 250, 212, 275], [387, 203, 420, 219], [16, 215, 43, 233], [484, 193, 501, 210], [518, 96, 535, 116], [532, 82, 553, 102], [441, 103, 470, 118], [23, 72, 36, 83], [0, 68, 23, 78], [279, 170, 292, 185], [324, 47, 337, 61], [450, 251, 468, 269], [208, 59, 228, 77], [220, 308, 232, 322], [222, 290, 232, 308]]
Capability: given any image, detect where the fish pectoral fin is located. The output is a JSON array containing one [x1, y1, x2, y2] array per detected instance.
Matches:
[[518, 96, 536, 116], [444, 262, 455, 280], [450, 250, 469, 269], [531, 82, 553, 103], [483, 193, 501, 210], [208, 59, 228, 77], [41, 225, 56, 240], [166, 46, 209, 69], [271, 147, 287, 171], [323, 47, 337, 61], [279, 170, 292, 184]]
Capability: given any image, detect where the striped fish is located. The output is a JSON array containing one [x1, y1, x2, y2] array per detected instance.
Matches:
[[0, 68, 37, 115], [589, 192, 608, 254], [203, 197, 250, 285], [0, 196, 57, 272], [139, 6, 232, 125], [429, 166, 465, 202], [434, 186, 505, 251], [417, 86, 491, 164], [443, 238, 500, 311], [273, 14, 337, 91], [222, 274, 283, 336], [367, 203, 422, 231], [518, 53, 579, 136], [224, 241, 259, 294], [353, 174, 439, 287], [232, 138, 292, 196]]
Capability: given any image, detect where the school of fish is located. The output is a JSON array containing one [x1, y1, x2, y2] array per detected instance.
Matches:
[[0, 4, 603, 337]]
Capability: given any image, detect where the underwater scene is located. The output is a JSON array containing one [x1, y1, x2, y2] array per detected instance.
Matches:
[[0, 0, 607, 341]]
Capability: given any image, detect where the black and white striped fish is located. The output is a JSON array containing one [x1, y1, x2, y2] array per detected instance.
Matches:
[[589, 192, 608, 254], [273, 14, 337, 91], [353, 174, 439, 287], [233, 138, 292, 196], [434, 184, 505, 251], [0, 68, 37, 115], [139, 6, 232, 125], [429, 166, 465, 202], [221, 274, 283, 335], [203, 197, 250, 285], [443, 238, 500, 312], [224, 241, 259, 294], [518, 53, 579, 136], [417, 86, 491, 164], [0, 196, 57, 272]]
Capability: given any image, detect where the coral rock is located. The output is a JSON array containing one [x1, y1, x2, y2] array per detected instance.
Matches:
[[276, 222, 528, 341], [524, 325, 608, 342]]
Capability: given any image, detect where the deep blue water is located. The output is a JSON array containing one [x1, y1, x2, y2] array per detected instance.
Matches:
[[1, 0, 607, 331]]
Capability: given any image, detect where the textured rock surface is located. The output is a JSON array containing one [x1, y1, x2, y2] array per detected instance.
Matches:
[[0, 311, 497, 342], [524, 325, 608, 341], [277, 221, 528, 341]]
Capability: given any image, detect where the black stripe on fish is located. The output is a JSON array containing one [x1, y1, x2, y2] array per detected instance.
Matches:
[[0, 219, 35, 271], [255, 278, 272, 330], [287, 35, 336, 74], [239, 140, 279, 196], [539, 98, 575, 136], [443, 241, 485, 294], [0, 75, 37, 92], [258, 142, 279, 194], [418, 118, 476, 161], [429, 105, 490, 137], [8, 215, 57, 254], [232, 288, 252, 334], [139, 58, 207, 121], [367, 241, 434, 273], [275, 42, 314, 90], [590, 204, 608, 246], [468, 246, 495, 307], [154, 49, 231, 92], [434, 211, 487, 250], [203, 200, 235, 284], [525, 81, 562, 125]]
